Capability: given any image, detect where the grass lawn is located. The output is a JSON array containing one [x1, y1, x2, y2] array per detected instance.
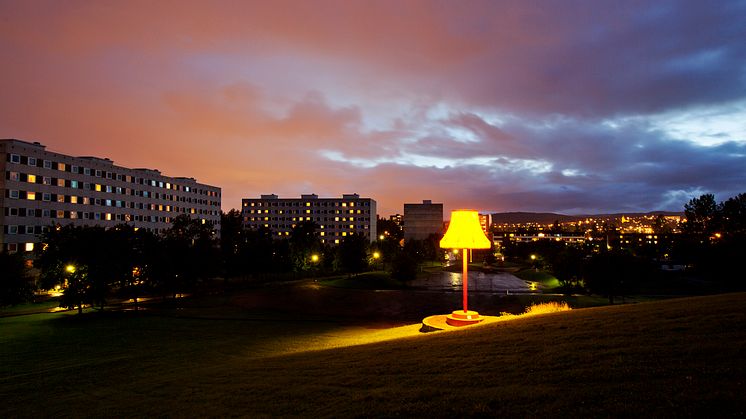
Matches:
[[513, 268, 561, 289], [1, 293, 744, 417]]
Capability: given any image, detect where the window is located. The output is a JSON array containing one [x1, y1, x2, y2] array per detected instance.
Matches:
[[43, 209, 50, 217], [71, 180, 79, 189], [43, 176, 51, 185], [27, 192, 36, 200], [95, 184, 102, 192], [25, 226, 34, 234], [7, 243, 18, 253], [10, 154, 20, 163], [9, 190, 19, 199], [71, 165, 78, 173], [57, 178, 65, 187], [8, 171, 20, 181], [70, 196, 78, 204], [44, 160, 52, 169], [106, 172, 113, 179], [95, 170, 102, 177], [25, 243, 34, 252], [43, 193, 51, 201], [57, 163, 66, 171], [8, 225, 18, 234], [84, 167, 91, 175]]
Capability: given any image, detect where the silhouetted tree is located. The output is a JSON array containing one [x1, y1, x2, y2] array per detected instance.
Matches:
[[289, 221, 321, 272], [336, 233, 369, 275], [0, 252, 34, 306], [684, 193, 718, 237]]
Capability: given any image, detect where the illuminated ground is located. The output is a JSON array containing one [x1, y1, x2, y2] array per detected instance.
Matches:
[[1, 292, 744, 417]]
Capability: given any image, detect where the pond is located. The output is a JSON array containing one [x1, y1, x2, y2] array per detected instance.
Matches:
[[408, 270, 531, 293]]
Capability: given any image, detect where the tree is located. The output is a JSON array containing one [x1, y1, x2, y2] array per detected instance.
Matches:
[[154, 215, 220, 297], [549, 247, 584, 290], [336, 234, 369, 275], [390, 240, 424, 281], [289, 221, 321, 272], [0, 252, 34, 306], [684, 193, 718, 236], [221, 209, 245, 278]]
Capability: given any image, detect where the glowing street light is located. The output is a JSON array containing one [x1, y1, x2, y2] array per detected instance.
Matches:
[[440, 210, 491, 326], [65, 264, 76, 274], [372, 251, 380, 259], [310, 254, 319, 263]]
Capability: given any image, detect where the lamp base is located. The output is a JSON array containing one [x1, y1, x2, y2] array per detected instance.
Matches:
[[445, 310, 484, 326]]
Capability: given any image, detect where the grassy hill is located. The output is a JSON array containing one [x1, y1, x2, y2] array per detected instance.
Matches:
[[2, 293, 744, 417]]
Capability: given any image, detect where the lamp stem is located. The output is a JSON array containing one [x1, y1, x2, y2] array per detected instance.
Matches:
[[462, 248, 468, 313]]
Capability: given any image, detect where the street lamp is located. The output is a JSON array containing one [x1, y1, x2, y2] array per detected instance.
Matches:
[[65, 264, 76, 274], [440, 210, 491, 326], [310, 254, 319, 263]]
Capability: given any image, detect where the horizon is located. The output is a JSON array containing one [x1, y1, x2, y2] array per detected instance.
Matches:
[[2, 1, 745, 216]]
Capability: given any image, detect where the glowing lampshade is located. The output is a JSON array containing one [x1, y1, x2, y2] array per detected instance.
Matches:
[[440, 210, 490, 326], [440, 210, 490, 250]]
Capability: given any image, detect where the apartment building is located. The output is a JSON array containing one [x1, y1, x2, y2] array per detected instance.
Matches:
[[242, 193, 377, 244], [1, 139, 221, 253]]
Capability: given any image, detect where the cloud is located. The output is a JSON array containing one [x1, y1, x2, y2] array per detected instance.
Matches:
[[1, 0, 745, 216]]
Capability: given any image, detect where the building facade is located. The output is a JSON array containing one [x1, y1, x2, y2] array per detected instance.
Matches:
[[1, 139, 221, 253], [403, 200, 443, 240], [242, 193, 377, 244]]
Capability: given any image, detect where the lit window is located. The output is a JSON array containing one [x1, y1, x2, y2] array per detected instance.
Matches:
[[70, 196, 78, 204], [106, 213, 112, 221], [8, 172, 20, 181], [95, 184, 102, 192], [25, 243, 34, 252], [57, 179, 65, 187], [27, 192, 36, 200], [58, 163, 65, 171], [27, 174, 36, 183]]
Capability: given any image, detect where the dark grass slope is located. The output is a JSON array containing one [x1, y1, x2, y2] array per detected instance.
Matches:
[[2, 293, 744, 417]]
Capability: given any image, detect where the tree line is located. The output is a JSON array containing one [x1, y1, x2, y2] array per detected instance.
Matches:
[[502, 192, 746, 302], [1, 211, 442, 309]]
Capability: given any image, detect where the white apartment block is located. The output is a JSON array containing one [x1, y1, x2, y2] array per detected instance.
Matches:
[[242, 194, 377, 244], [1, 139, 221, 253]]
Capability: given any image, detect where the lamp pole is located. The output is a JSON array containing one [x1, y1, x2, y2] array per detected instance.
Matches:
[[462, 247, 468, 313]]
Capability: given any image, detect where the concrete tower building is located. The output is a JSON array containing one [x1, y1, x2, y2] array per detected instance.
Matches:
[[403, 199, 444, 240]]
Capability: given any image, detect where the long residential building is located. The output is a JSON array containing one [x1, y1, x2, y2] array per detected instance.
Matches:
[[242, 193, 377, 244], [1, 139, 221, 253]]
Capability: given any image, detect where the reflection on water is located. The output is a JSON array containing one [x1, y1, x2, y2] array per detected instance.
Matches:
[[409, 270, 530, 293]]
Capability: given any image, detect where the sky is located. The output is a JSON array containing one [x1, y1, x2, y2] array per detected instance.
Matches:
[[1, 0, 745, 217]]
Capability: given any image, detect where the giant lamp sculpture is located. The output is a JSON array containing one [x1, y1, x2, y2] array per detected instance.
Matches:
[[440, 210, 491, 326]]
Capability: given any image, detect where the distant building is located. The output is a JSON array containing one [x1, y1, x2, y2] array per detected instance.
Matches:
[[241, 193, 377, 244], [403, 200, 443, 240], [1, 139, 221, 254]]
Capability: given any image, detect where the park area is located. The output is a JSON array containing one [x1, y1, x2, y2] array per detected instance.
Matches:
[[1, 283, 745, 417]]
